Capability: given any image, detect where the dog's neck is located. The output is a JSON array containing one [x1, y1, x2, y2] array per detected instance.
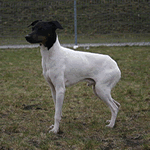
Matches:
[[40, 31, 57, 50], [40, 35, 61, 56], [46, 32, 57, 50]]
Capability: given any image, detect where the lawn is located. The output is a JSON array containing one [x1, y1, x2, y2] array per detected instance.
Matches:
[[1, 33, 150, 46], [0, 46, 150, 149]]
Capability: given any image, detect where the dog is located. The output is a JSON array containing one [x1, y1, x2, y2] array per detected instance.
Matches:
[[25, 20, 121, 134]]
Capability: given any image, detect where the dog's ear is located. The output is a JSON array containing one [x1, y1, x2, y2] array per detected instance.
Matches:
[[28, 20, 42, 27], [49, 21, 63, 29]]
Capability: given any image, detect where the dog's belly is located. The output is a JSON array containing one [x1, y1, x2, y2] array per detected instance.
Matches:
[[64, 75, 87, 87], [64, 63, 97, 87], [64, 72, 87, 87], [65, 77, 95, 87]]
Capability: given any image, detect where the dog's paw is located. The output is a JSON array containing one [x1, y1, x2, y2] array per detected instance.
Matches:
[[106, 120, 111, 123], [49, 128, 59, 134], [49, 125, 59, 134], [49, 125, 54, 129], [105, 122, 115, 128], [105, 124, 114, 128], [105, 120, 114, 128]]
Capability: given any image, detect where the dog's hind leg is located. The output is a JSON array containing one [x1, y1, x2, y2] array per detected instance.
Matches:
[[93, 83, 120, 128], [113, 99, 120, 108]]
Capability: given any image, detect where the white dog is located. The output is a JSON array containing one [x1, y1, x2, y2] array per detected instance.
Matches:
[[25, 20, 121, 133]]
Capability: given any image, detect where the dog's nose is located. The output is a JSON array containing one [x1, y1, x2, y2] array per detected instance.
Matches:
[[25, 34, 30, 39], [25, 34, 32, 43], [25, 34, 32, 42]]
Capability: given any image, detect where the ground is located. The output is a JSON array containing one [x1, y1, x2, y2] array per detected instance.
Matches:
[[0, 46, 150, 149]]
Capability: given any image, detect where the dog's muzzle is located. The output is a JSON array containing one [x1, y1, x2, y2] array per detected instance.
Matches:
[[25, 34, 33, 43], [25, 34, 37, 43], [25, 34, 32, 43]]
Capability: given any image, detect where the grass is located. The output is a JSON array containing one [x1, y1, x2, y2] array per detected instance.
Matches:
[[0, 46, 150, 149], [1, 0, 150, 45], [1, 33, 150, 46]]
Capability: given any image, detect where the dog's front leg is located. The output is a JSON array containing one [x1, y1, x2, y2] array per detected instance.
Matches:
[[48, 83, 56, 106], [49, 85, 65, 134]]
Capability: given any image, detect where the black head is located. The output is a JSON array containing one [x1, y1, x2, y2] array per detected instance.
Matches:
[[25, 20, 63, 50]]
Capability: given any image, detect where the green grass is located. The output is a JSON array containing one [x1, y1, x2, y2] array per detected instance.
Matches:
[[1, 33, 150, 46], [0, 46, 150, 149], [1, 0, 150, 45]]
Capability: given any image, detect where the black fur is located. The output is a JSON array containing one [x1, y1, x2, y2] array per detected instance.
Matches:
[[25, 20, 63, 50]]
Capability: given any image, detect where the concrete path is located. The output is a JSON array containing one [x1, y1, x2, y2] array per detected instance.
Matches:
[[0, 42, 150, 49]]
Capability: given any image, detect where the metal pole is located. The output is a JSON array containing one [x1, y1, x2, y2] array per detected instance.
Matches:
[[74, 0, 78, 48]]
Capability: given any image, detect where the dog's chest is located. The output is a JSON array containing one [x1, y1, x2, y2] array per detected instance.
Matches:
[[41, 53, 57, 74], [40, 45, 64, 81]]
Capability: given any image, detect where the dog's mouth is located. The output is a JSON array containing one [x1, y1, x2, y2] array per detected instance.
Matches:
[[25, 38, 38, 44], [25, 34, 46, 44]]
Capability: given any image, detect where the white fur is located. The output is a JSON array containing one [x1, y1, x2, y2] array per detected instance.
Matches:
[[40, 37, 121, 133]]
